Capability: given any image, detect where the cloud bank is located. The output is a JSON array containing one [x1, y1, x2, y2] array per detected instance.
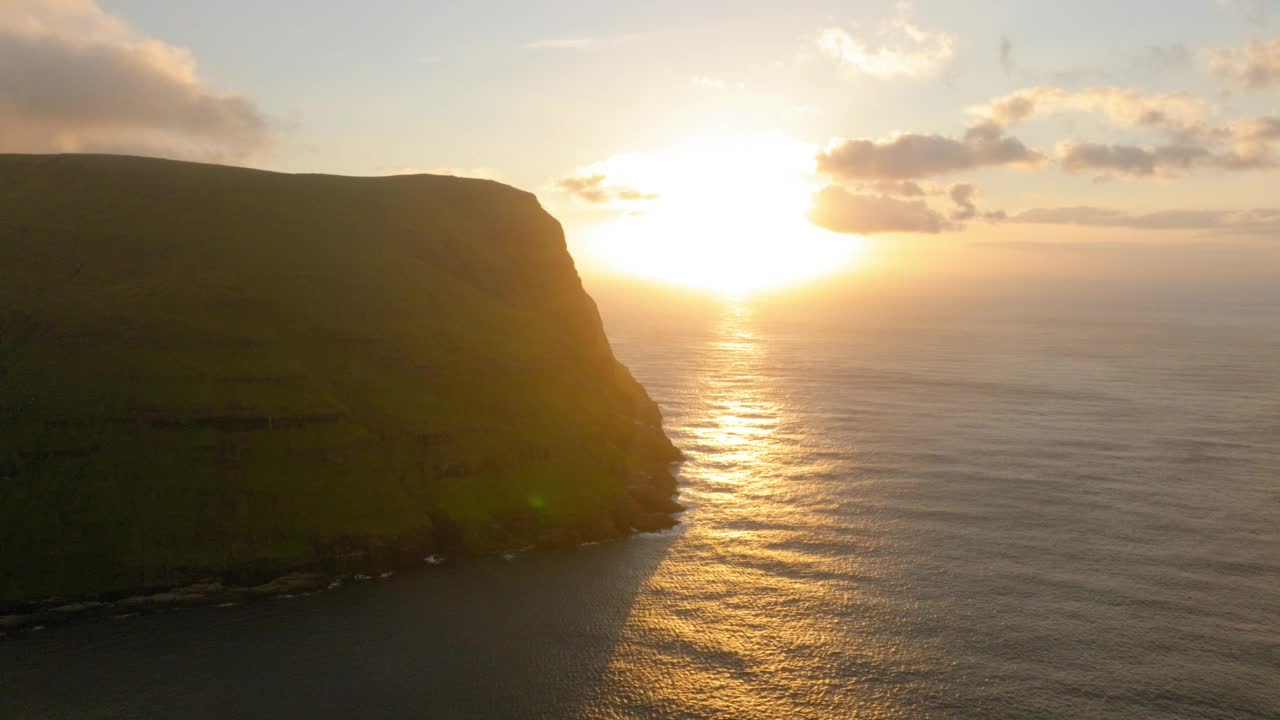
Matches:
[[972, 85, 1280, 177], [977, 86, 1209, 133], [808, 185, 949, 234], [1012, 206, 1280, 233], [816, 121, 1042, 181], [0, 0, 272, 162]]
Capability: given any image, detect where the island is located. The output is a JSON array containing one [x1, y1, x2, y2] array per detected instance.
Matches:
[[0, 154, 682, 617]]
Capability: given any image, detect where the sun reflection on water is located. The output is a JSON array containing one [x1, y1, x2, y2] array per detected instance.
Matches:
[[687, 305, 778, 487], [581, 302, 906, 719]]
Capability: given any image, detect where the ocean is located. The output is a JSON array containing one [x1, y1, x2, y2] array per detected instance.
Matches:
[[3, 287, 1278, 719]]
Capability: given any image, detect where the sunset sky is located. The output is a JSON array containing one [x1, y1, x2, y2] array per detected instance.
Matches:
[[5, 0, 1280, 292]]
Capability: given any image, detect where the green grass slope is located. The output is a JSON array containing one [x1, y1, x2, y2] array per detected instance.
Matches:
[[0, 154, 680, 605]]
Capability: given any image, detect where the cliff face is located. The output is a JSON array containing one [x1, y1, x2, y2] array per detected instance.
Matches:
[[0, 154, 681, 606]]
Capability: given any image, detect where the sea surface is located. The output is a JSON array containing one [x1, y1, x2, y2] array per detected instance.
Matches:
[[3, 290, 1279, 719]]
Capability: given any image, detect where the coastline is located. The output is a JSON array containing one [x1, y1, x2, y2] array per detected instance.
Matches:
[[0, 462, 683, 636], [0, 154, 685, 623]]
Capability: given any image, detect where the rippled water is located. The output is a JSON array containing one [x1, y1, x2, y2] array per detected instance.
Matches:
[[4, 295, 1279, 719]]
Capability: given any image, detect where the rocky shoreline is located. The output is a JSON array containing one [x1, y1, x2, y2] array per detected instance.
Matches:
[[0, 463, 683, 637]]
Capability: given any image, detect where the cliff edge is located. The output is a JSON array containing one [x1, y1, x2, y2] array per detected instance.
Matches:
[[0, 154, 681, 607]]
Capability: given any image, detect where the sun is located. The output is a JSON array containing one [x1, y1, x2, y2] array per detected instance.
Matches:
[[576, 134, 867, 296]]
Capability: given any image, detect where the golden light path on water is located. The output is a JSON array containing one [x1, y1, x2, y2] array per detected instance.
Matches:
[[580, 304, 920, 719]]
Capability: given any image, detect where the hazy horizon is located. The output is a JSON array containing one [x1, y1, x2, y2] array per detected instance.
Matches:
[[6, 0, 1280, 297]]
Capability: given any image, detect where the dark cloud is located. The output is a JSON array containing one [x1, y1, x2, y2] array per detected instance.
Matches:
[[1057, 136, 1278, 177], [1012, 205, 1280, 233], [816, 121, 1042, 181], [870, 180, 928, 197], [807, 185, 951, 235], [948, 183, 978, 220], [0, 0, 272, 162], [1056, 142, 1211, 176], [1000, 35, 1014, 78]]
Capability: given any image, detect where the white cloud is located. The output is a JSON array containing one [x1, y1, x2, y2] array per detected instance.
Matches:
[[816, 3, 954, 78], [973, 85, 1280, 177], [0, 0, 272, 162]]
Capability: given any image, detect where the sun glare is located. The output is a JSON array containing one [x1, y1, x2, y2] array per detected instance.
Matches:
[[579, 134, 866, 296]]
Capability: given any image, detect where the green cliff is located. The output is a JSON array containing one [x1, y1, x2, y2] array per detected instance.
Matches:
[[0, 154, 681, 607]]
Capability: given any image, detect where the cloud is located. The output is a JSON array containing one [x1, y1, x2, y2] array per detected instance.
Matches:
[[1056, 141, 1213, 176], [1000, 36, 1015, 78], [1207, 36, 1280, 89], [1217, 115, 1280, 167], [948, 182, 977, 220], [614, 188, 660, 201], [557, 174, 610, 203], [870, 179, 928, 197], [816, 121, 1042, 180], [816, 3, 954, 78], [977, 86, 1209, 133], [974, 85, 1280, 177], [1132, 43, 1193, 74], [1052, 112, 1280, 177], [1216, 0, 1272, 25], [556, 173, 657, 204], [1012, 205, 1280, 233], [808, 185, 949, 234], [1234, 115, 1280, 143], [0, 0, 272, 162]]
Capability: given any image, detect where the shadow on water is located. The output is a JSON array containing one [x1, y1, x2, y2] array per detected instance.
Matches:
[[0, 530, 679, 720]]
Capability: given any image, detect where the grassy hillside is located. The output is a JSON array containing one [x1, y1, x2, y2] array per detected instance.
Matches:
[[0, 154, 680, 606]]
